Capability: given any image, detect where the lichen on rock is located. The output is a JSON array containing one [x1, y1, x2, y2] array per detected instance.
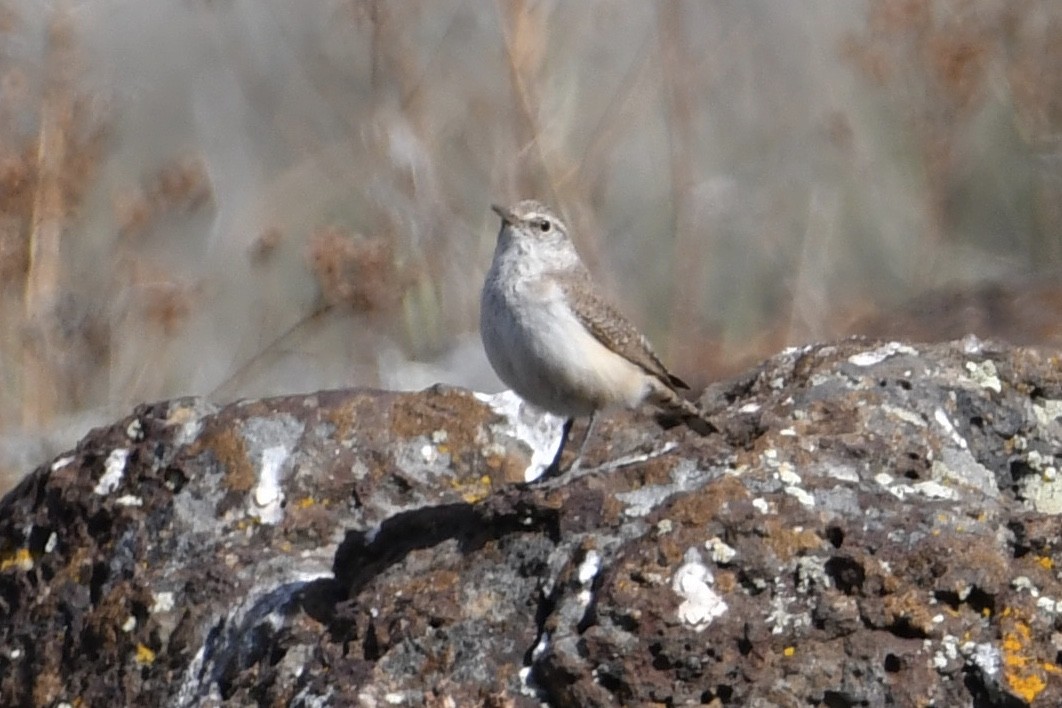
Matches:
[[0, 339, 1060, 706]]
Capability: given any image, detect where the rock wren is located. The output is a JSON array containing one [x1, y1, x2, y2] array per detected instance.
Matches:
[[480, 199, 711, 461]]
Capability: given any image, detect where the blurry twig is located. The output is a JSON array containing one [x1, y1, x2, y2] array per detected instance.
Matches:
[[21, 11, 75, 428], [656, 3, 703, 359], [495, 1, 614, 272], [209, 304, 334, 401], [494, 0, 560, 205], [564, 29, 655, 191], [21, 100, 65, 427]]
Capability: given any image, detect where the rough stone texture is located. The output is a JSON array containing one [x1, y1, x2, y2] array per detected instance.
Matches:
[[1, 337, 1061, 707]]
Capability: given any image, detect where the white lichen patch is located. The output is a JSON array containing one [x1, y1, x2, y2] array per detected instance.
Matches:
[[51, 455, 75, 472], [881, 403, 927, 429], [617, 484, 678, 518], [474, 390, 566, 482], [965, 641, 1001, 679], [752, 498, 770, 514], [931, 449, 996, 497], [1033, 400, 1062, 428], [847, 341, 918, 367], [933, 408, 969, 450], [151, 591, 176, 613], [877, 476, 957, 502], [964, 360, 1002, 393], [784, 485, 815, 508], [808, 373, 834, 388], [577, 549, 602, 605], [126, 418, 144, 441], [933, 634, 961, 669], [795, 556, 829, 594], [253, 445, 289, 524], [115, 495, 143, 507], [826, 465, 860, 483], [1037, 596, 1061, 614], [672, 548, 728, 632], [706, 536, 737, 564], [1012, 576, 1037, 593], [1026, 450, 1054, 475], [94, 448, 129, 495], [912, 481, 957, 500], [874, 472, 915, 500], [777, 463, 800, 485], [577, 551, 601, 585], [1019, 471, 1062, 515], [766, 586, 811, 635]]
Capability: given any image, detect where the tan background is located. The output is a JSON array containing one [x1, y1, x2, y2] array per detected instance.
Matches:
[[1, 0, 1060, 491]]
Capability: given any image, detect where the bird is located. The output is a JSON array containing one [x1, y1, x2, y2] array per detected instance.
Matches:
[[479, 199, 711, 474]]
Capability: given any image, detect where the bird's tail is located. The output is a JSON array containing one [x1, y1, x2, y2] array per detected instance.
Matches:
[[648, 380, 717, 435]]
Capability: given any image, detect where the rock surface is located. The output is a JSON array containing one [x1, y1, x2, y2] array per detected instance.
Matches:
[[1, 338, 1061, 706]]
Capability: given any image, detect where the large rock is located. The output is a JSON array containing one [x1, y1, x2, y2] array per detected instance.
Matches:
[[1, 338, 1060, 706]]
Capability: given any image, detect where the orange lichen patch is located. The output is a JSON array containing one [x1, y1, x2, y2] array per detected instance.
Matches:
[[883, 590, 937, 637], [662, 476, 750, 526], [32, 668, 63, 708], [1001, 613, 1048, 703], [1036, 555, 1054, 571], [321, 397, 364, 439], [762, 523, 824, 563], [388, 388, 492, 441], [714, 570, 737, 594], [294, 496, 316, 510], [0, 547, 32, 572], [652, 534, 688, 568], [451, 474, 493, 504], [134, 643, 156, 666], [477, 453, 525, 486], [190, 426, 253, 493], [389, 389, 509, 480], [783, 646, 796, 657]]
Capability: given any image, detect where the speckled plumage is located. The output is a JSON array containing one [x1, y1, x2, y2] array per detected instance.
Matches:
[[480, 199, 702, 423], [554, 272, 689, 392]]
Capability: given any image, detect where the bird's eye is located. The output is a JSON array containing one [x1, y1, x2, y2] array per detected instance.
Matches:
[[538, 219, 552, 233]]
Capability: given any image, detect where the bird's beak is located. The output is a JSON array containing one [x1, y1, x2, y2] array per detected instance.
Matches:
[[491, 203, 514, 225]]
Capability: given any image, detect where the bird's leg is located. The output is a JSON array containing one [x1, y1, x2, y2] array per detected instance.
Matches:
[[542, 417, 575, 480], [567, 411, 597, 475], [537, 412, 597, 481]]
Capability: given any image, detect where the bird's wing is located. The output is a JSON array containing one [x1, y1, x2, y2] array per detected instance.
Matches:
[[555, 273, 689, 391]]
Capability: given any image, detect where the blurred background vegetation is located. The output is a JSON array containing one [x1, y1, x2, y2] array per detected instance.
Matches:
[[0, 0, 1059, 492]]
